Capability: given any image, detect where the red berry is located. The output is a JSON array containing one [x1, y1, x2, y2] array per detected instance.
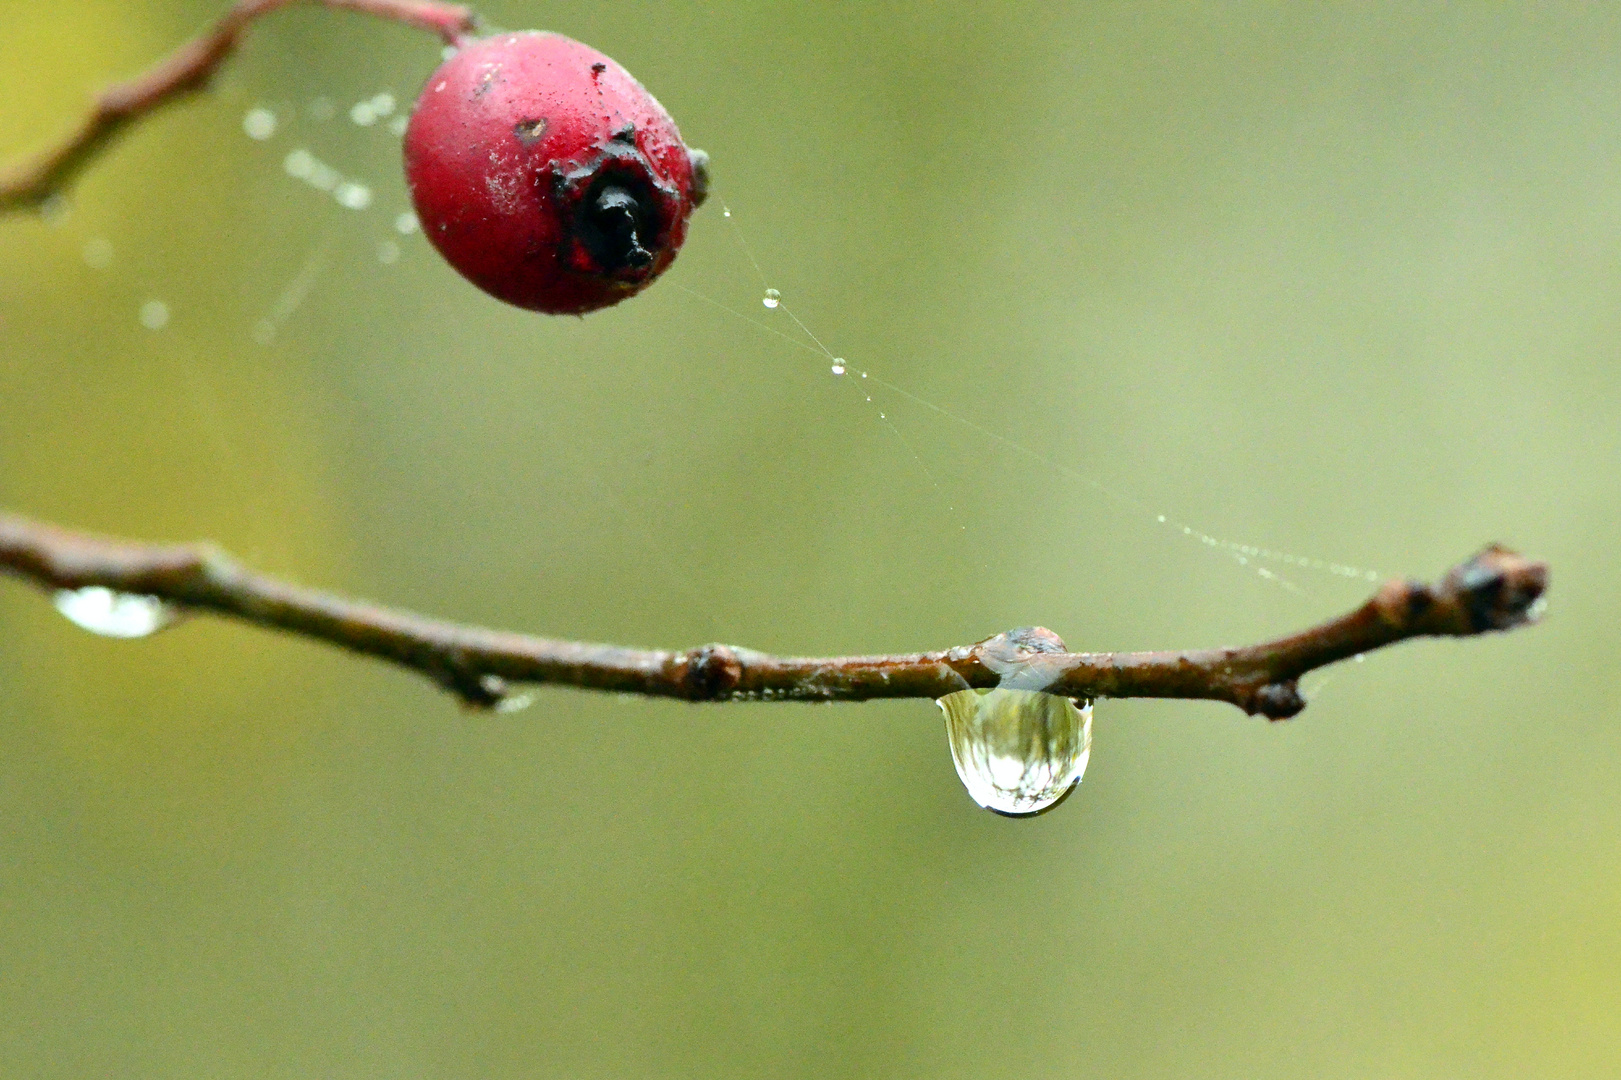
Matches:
[[404, 32, 708, 315]]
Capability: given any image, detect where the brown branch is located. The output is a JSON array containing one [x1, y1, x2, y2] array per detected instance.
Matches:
[[0, 512, 1547, 716], [0, 0, 477, 212]]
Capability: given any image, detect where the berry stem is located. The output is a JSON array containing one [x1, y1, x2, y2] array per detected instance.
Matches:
[[0, 0, 478, 212]]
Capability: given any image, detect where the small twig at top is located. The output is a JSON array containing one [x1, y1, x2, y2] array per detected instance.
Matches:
[[0, 0, 477, 212], [0, 512, 1547, 716]]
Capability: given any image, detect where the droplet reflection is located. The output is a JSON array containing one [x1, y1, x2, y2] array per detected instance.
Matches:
[[53, 587, 178, 639], [937, 688, 1092, 817]]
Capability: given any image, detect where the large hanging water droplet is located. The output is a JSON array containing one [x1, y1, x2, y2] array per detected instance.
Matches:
[[937, 688, 1092, 817], [53, 587, 178, 639], [762, 288, 781, 309]]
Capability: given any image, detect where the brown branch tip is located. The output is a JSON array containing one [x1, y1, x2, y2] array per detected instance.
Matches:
[[0, 0, 478, 212], [0, 513, 1547, 717]]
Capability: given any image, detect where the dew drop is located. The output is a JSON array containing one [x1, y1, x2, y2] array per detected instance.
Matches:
[[762, 288, 781, 309], [39, 193, 70, 225], [723, 208, 731, 217], [377, 240, 400, 264], [138, 300, 170, 330], [333, 181, 373, 210], [242, 106, 277, 140], [831, 360, 845, 376], [81, 237, 113, 269], [349, 101, 378, 126], [938, 689, 1093, 817], [283, 148, 315, 179], [53, 587, 177, 639], [307, 96, 336, 121], [369, 92, 396, 117], [394, 211, 419, 235], [1354, 653, 1365, 663], [1157, 515, 1166, 523], [307, 163, 340, 192], [388, 114, 410, 137]]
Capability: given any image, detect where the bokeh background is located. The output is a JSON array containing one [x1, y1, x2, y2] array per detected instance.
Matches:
[[0, 2, 1615, 1076]]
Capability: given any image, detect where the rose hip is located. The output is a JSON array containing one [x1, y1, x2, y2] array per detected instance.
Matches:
[[404, 32, 708, 315]]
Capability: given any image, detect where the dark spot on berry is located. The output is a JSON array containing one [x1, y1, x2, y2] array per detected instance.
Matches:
[[513, 117, 548, 145], [473, 64, 504, 99], [590, 62, 607, 75], [612, 123, 636, 144]]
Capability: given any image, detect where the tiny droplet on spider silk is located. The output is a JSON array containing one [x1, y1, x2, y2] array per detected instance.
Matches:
[[762, 288, 780, 309], [937, 688, 1093, 817], [53, 587, 178, 639], [831, 359, 845, 376]]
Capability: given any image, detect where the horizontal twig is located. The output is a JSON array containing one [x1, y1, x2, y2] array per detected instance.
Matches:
[[0, 513, 1547, 716], [0, 0, 476, 212]]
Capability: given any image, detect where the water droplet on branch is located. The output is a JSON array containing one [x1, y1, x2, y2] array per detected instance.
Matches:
[[53, 587, 178, 639], [937, 688, 1093, 817]]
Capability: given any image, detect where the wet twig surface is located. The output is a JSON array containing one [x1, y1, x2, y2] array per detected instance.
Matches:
[[0, 514, 1547, 716], [0, 0, 475, 211]]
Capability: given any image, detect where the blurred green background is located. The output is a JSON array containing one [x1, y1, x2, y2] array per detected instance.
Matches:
[[0, 2, 1614, 1076]]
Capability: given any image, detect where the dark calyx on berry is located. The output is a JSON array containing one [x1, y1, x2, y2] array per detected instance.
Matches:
[[549, 150, 676, 282], [583, 182, 656, 272]]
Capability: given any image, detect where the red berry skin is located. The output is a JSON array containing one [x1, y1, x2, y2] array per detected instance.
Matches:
[[404, 32, 708, 315]]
